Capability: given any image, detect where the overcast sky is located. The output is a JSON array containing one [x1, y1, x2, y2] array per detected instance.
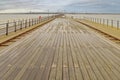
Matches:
[[0, 0, 120, 13]]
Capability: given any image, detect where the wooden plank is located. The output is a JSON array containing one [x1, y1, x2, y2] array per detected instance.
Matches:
[[0, 18, 120, 80], [70, 33, 84, 80], [23, 34, 53, 80], [85, 34, 120, 80], [0, 34, 40, 79], [55, 33, 63, 80], [62, 28, 69, 80], [49, 33, 60, 80], [34, 34, 53, 80], [67, 34, 76, 80], [40, 33, 57, 80]]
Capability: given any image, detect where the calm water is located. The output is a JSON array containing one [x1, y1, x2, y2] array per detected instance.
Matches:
[[0, 14, 54, 24], [66, 14, 120, 21], [66, 14, 120, 28], [1, 13, 120, 28]]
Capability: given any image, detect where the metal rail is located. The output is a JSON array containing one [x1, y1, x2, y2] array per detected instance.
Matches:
[[81, 17, 120, 29], [0, 14, 62, 36]]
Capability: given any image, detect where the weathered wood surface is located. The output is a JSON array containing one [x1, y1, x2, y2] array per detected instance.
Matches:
[[0, 18, 120, 80]]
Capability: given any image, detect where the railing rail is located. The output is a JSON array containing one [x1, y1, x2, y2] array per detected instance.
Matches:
[[80, 17, 120, 29], [0, 14, 62, 36]]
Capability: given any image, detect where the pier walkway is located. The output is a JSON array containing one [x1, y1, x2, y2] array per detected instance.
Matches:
[[78, 19, 120, 40], [0, 18, 120, 80]]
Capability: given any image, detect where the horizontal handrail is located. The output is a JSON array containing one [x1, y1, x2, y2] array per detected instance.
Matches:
[[0, 14, 63, 36], [80, 17, 120, 29]]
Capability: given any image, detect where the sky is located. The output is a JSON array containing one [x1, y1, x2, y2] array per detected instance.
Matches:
[[0, 0, 120, 13]]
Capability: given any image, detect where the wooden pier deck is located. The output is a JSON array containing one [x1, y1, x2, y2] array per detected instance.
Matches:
[[0, 18, 120, 80]]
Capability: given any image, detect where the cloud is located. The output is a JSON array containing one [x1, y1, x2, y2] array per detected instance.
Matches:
[[63, 0, 120, 13], [0, 0, 120, 13]]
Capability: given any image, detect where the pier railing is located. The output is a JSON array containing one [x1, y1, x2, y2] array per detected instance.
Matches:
[[0, 14, 61, 36], [80, 17, 120, 29]]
